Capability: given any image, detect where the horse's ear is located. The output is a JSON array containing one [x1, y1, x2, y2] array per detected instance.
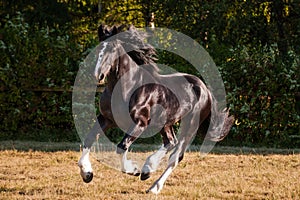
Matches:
[[98, 24, 106, 41], [111, 26, 118, 35], [105, 27, 110, 35]]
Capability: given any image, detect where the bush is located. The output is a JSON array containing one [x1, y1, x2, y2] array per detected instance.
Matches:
[[0, 13, 83, 141], [219, 44, 299, 147]]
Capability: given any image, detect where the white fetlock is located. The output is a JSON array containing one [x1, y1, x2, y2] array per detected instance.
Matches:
[[120, 151, 140, 176], [78, 148, 94, 183], [78, 148, 92, 172], [147, 182, 162, 195]]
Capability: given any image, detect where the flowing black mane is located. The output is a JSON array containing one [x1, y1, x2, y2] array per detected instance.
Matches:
[[98, 25, 157, 67]]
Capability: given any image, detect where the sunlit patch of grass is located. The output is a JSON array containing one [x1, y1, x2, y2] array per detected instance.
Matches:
[[0, 147, 299, 199]]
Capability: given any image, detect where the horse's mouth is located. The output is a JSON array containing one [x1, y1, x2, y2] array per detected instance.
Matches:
[[96, 73, 106, 85], [97, 79, 106, 85]]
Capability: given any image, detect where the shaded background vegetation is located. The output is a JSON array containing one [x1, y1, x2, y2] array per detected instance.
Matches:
[[0, 0, 299, 147]]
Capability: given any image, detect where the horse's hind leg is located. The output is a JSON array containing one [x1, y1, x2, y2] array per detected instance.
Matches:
[[141, 126, 177, 181], [140, 145, 168, 181], [146, 139, 186, 194], [147, 114, 199, 194], [78, 114, 113, 183]]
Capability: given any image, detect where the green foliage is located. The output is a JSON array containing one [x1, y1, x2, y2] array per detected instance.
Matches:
[[0, 12, 82, 141], [220, 45, 299, 147], [0, 0, 299, 148]]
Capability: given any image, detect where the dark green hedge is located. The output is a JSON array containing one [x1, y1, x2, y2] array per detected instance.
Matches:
[[1, 1, 299, 148], [218, 45, 299, 147], [0, 13, 81, 141]]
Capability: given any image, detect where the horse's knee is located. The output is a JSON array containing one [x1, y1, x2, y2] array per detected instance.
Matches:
[[116, 133, 133, 154]]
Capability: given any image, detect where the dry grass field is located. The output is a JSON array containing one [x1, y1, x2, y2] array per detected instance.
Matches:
[[0, 142, 300, 199]]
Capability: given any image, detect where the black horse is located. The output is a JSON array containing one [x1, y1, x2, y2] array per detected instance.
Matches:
[[78, 25, 234, 194]]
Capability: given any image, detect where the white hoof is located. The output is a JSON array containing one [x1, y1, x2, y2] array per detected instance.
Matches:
[[121, 159, 140, 176], [147, 182, 162, 194]]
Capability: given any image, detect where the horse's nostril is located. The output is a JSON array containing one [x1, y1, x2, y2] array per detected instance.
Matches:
[[99, 73, 104, 81]]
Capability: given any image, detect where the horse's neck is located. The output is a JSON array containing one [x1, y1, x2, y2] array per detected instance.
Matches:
[[106, 74, 117, 92], [117, 52, 141, 101], [106, 50, 139, 93]]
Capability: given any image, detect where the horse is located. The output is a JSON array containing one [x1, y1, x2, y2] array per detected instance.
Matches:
[[78, 25, 234, 194]]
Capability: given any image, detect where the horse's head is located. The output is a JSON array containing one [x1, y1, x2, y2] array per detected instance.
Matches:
[[95, 24, 158, 85], [94, 41, 119, 83]]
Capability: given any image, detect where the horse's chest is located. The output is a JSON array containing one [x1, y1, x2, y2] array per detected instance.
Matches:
[[99, 90, 113, 118]]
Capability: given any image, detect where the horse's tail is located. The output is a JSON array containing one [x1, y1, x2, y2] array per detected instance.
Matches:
[[201, 96, 235, 142]]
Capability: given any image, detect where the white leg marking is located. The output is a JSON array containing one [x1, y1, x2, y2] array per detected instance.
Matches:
[[142, 145, 168, 174], [149, 167, 173, 194], [120, 150, 140, 175], [148, 140, 185, 194], [78, 148, 92, 173]]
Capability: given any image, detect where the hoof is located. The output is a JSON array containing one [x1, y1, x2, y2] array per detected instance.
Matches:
[[146, 181, 163, 195], [134, 172, 141, 177], [122, 170, 140, 177], [141, 172, 150, 181], [128, 170, 140, 177], [146, 185, 160, 195], [82, 172, 93, 183]]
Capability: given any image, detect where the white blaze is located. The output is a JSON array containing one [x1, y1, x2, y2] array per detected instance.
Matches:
[[94, 42, 108, 79]]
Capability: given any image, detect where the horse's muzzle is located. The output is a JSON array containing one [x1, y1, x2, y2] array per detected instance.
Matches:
[[97, 73, 106, 85]]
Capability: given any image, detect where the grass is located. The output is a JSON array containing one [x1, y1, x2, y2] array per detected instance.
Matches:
[[0, 141, 300, 199]]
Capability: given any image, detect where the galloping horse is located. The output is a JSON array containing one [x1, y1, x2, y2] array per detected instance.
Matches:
[[78, 25, 234, 194]]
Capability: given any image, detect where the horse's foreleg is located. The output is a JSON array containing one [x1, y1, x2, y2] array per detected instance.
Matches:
[[78, 147, 93, 183], [78, 114, 113, 183], [117, 124, 145, 176], [120, 149, 141, 176]]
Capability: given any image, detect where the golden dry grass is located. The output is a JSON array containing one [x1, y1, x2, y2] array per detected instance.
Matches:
[[0, 150, 299, 200]]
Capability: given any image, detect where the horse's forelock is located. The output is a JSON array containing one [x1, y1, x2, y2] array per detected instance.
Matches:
[[98, 24, 158, 72]]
